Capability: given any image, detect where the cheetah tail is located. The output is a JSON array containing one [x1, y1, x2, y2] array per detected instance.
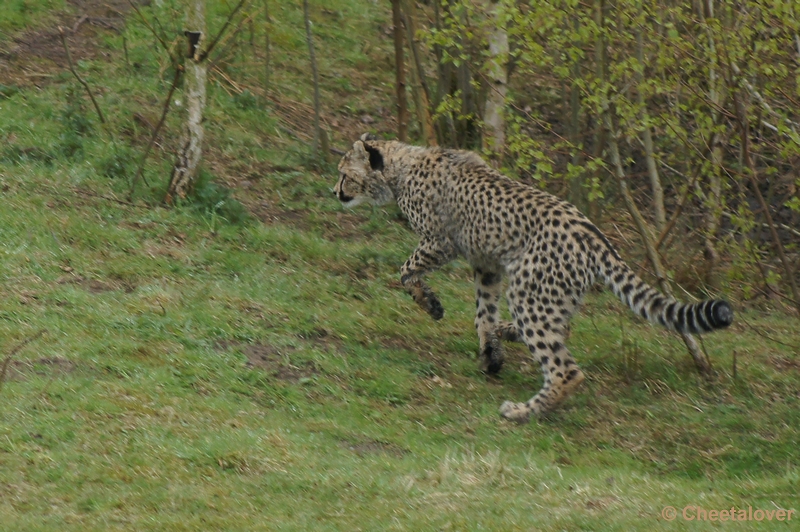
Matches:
[[602, 261, 733, 334]]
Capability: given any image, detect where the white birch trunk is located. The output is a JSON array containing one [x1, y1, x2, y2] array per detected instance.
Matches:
[[167, 0, 207, 204], [482, 0, 507, 165]]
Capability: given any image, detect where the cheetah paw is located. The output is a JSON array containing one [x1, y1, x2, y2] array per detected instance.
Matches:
[[427, 297, 445, 320], [499, 401, 531, 424], [479, 337, 504, 375]]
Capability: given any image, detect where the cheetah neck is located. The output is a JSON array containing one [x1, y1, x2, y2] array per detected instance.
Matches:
[[371, 141, 431, 197]]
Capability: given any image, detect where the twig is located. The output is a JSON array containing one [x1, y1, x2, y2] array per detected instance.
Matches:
[[303, 0, 322, 158], [730, 62, 800, 143], [73, 187, 140, 207], [129, 64, 184, 200], [72, 14, 89, 33], [0, 330, 46, 393], [59, 27, 105, 124], [198, 0, 249, 62], [655, 162, 701, 250], [739, 316, 800, 350], [207, 7, 263, 72], [716, 208, 800, 239], [127, 0, 173, 59]]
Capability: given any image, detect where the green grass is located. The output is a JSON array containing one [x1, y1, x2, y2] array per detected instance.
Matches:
[[0, 1, 798, 530], [0, 0, 65, 34]]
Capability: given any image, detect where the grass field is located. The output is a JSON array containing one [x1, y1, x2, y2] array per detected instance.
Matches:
[[0, 1, 798, 530]]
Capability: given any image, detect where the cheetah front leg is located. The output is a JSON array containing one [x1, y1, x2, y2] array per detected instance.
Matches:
[[400, 239, 456, 321], [474, 269, 507, 374]]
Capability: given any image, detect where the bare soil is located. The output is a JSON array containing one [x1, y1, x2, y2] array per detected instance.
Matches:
[[4, 357, 78, 383], [240, 343, 318, 383], [0, 0, 150, 88], [339, 438, 408, 457]]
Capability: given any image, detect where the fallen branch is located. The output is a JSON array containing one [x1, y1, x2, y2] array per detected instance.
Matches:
[[72, 14, 89, 33], [73, 186, 140, 208], [740, 316, 800, 350], [0, 330, 46, 393], [59, 27, 105, 124]]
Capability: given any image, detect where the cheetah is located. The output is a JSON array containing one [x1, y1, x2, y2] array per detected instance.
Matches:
[[334, 135, 733, 423]]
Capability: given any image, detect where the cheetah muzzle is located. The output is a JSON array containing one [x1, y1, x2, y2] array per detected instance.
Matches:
[[334, 134, 733, 422]]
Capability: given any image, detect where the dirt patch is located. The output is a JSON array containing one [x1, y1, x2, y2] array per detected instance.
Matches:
[[0, 0, 150, 88], [240, 343, 317, 383], [3, 357, 79, 382], [769, 356, 800, 373], [339, 438, 408, 458], [251, 202, 313, 232], [57, 273, 135, 294], [297, 327, 344, 353]]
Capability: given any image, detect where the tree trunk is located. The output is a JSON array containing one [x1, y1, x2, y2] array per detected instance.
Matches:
[[391, 0, 408, 141], [568, 14, 586, 212], [401, 0, 436, 145], [589, 0, 607, 220], [482, 0, 508, 166], [604, 108, 712, 375], [263, 0, 271, 104], [698, 0, 723, 287], [303, 0, 324, 161], [166, 0, 207, 204], [635, 25, 666, 234]]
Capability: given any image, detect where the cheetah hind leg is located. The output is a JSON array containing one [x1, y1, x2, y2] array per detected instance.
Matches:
[[499, 328, 584, 422], [496, 321, 523, 343], [473, 269, 509, 374], [499, 366, 585, 423]]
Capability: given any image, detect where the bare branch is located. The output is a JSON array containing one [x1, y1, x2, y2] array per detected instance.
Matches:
[[129, 64, 184, 200], [59, 27, 105, 124], [198, 0, 249, 62], [127, 0, 174, 60]]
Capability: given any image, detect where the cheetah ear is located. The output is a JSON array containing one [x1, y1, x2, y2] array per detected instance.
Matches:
[[352, 140, 368, 160], [363, 142, 384, 172], [360, 132, 378, 142]]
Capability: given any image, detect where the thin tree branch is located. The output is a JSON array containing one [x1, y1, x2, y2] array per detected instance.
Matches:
[[129, 64, 184, 201], [207, 7, 263, 72], [656, 161, 702, 249], [127, 0, 174, 59], [59, 27, 105, 124], [198, 0, 249, 62]]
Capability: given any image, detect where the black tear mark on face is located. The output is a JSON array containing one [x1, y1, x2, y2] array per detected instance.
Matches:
[[364, 144, 384, 172]]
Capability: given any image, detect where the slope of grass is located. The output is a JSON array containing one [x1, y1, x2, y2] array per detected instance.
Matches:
[[0, 1, 798, 530]]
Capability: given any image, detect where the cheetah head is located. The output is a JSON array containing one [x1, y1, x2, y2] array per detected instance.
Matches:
[[334, 138, 393, 208]]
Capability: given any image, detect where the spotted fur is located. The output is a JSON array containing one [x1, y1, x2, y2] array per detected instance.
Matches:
[[335, 136, 733, 423]]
